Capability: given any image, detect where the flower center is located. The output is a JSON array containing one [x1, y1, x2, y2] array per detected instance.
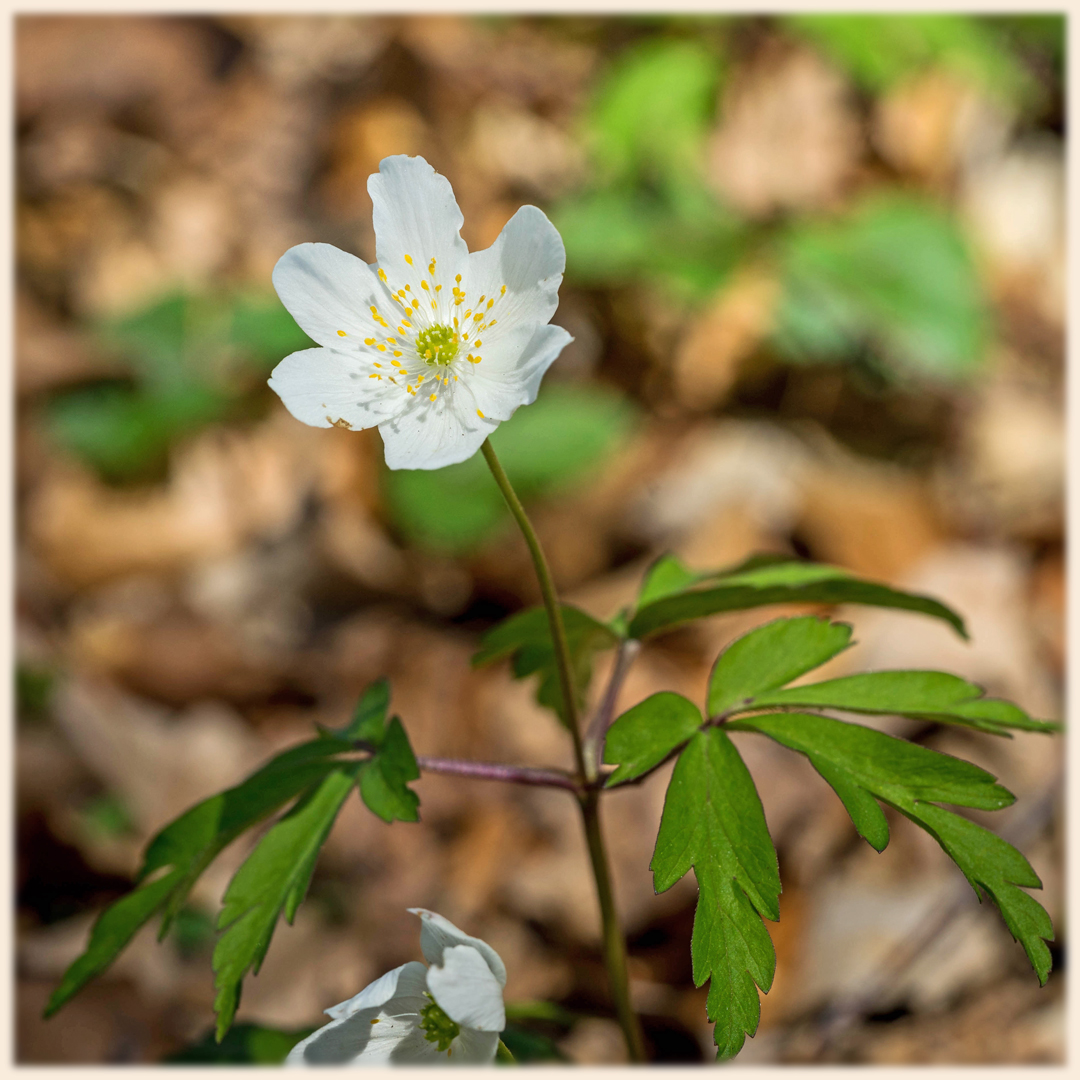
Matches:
[[415, 324, 459, 366], [419, 994, 460, 1052]]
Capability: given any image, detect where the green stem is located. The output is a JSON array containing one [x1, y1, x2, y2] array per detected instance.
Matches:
[[496, 1039, 517, 1065], [481, 438, 645, 1063], [580, 791, 647, 1063], [480, 439, 588, 781]]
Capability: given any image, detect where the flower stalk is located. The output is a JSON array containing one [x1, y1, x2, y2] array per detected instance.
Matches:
[[481, 438, 646, 1063]]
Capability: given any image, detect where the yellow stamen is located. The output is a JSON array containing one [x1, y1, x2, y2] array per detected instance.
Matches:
[[429, 393, 437, 401], [337, 330, 347, 337], [477, 409, 484, 417], [404, 254, 413, 265]]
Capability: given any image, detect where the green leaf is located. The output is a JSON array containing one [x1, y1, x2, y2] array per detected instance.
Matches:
[[735, 669, 1060, 736], [707, 616, 853, 717], [164, 1023, 313, 1064], [45, 737, 355, 1018], [327, 678, 391, 743], [212, 766, 360, 1040], [729, 712, 1053, 982], [359, 717, 420, 823], [383, 385, 635, 553], [603, 692, 702, 786], [652, 728, 781, 1059], [628, 557, 967, 641], [772, 195, 988, 382], [474, 604, 620, 725]]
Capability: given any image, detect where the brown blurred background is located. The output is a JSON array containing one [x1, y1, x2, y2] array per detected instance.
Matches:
[[14, 13, 1064, 1064]]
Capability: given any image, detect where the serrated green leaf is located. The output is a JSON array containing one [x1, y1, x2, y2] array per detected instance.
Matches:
[[734, 669, 1059, 736], [212, 766, 360, 1040], [652, 728, 780, 1059], [603, 692, 702, 786], [359, 717, 421, 823], [729, 712, 1053, 981], [636, 553, 700, 609], [45, 737, 354, 1018], [628, 557, 967, 640], [474, 604, 620, 725], [707, 616, 853, 717]]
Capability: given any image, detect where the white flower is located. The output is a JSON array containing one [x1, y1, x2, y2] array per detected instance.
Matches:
[[286, 909, 507, 1066], [268, 155, 573, 470]]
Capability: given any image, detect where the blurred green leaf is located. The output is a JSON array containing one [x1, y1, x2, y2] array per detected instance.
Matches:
[[604, 691, 702, 786], [384, 385, 636, 553], [47, 381, 230, 482], [587, 37, 722, 188], [229, 293, 315, 368], [499, 1025, 568, 1063], [786, 14, 1033, 106], [772, 195, 988, 381], [80, 794, 137, 840], [637, 553, 700, 609], [164, 1023, 312, 1064], [15, 664, 55, 722]]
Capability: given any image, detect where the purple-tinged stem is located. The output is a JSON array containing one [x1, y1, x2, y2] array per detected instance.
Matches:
[[583, 638, 642, 779], [416, 755, 580, 791]]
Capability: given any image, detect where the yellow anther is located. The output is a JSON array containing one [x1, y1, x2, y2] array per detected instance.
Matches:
[[337, 330, 347, 337], [378, 268, 387, 282], [473, 340, 482, 348], [404, 284, 411, 291], [424, 349, 432, 359], [421, 281, 430, 291], [487, 299, 494, 309], [374, 362, 382, 368], [429, 393, 437, 401], [456, 274, 462, 282], [364, 337, 376, 346], [393, 351, 403, 357], [368, 373, 379, 379], [488, 320, 497, 327], [464, 309, 472, 318], [500, 285, 507, 295], [377, 345, 387, 352], [386, 337, 396, 344], [431, 301, 437, 310], [412, 300, 420, 310], [370, 305, 378, 315], [435, 284, 442, 292], [474, 313, 483, 322], [479, 295, 486, 303], [429, 258, 436, 274], [418, 375, 424, 383], [404, 254, 413, 265], [398, 327, 406, 335], [477, 409, 484, 418]]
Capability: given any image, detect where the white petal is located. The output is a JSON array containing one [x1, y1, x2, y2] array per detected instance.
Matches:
[[323, 961, 428, 1020], [378, 383, 495, 470], [269, 347, 404, 431], [408, 908, 507, 987], [468, 323, 574, 420], [273, 243, 387, 350], [285, 962, 431, 1066], [465, 204, 566, 346], [369, 156, 469, 291], [449, 1027, 500, 1065], [427, 944, 506, 1033]]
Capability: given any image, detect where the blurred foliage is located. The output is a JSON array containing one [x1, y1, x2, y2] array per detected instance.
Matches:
[[772, 195, 987, 382], [164, 1023, 311, 1064], [78, 794, 137, 841], [46, 292, 312, 482], [384, 384, 636, 553], [555, 36, 746, 300], [784, 15, 1035, 105], [15, 663, 55, 724]]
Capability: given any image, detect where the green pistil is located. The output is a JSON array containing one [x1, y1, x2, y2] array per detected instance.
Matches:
[[415, 324, 459, 366], [419, 993, 460, 1052]]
